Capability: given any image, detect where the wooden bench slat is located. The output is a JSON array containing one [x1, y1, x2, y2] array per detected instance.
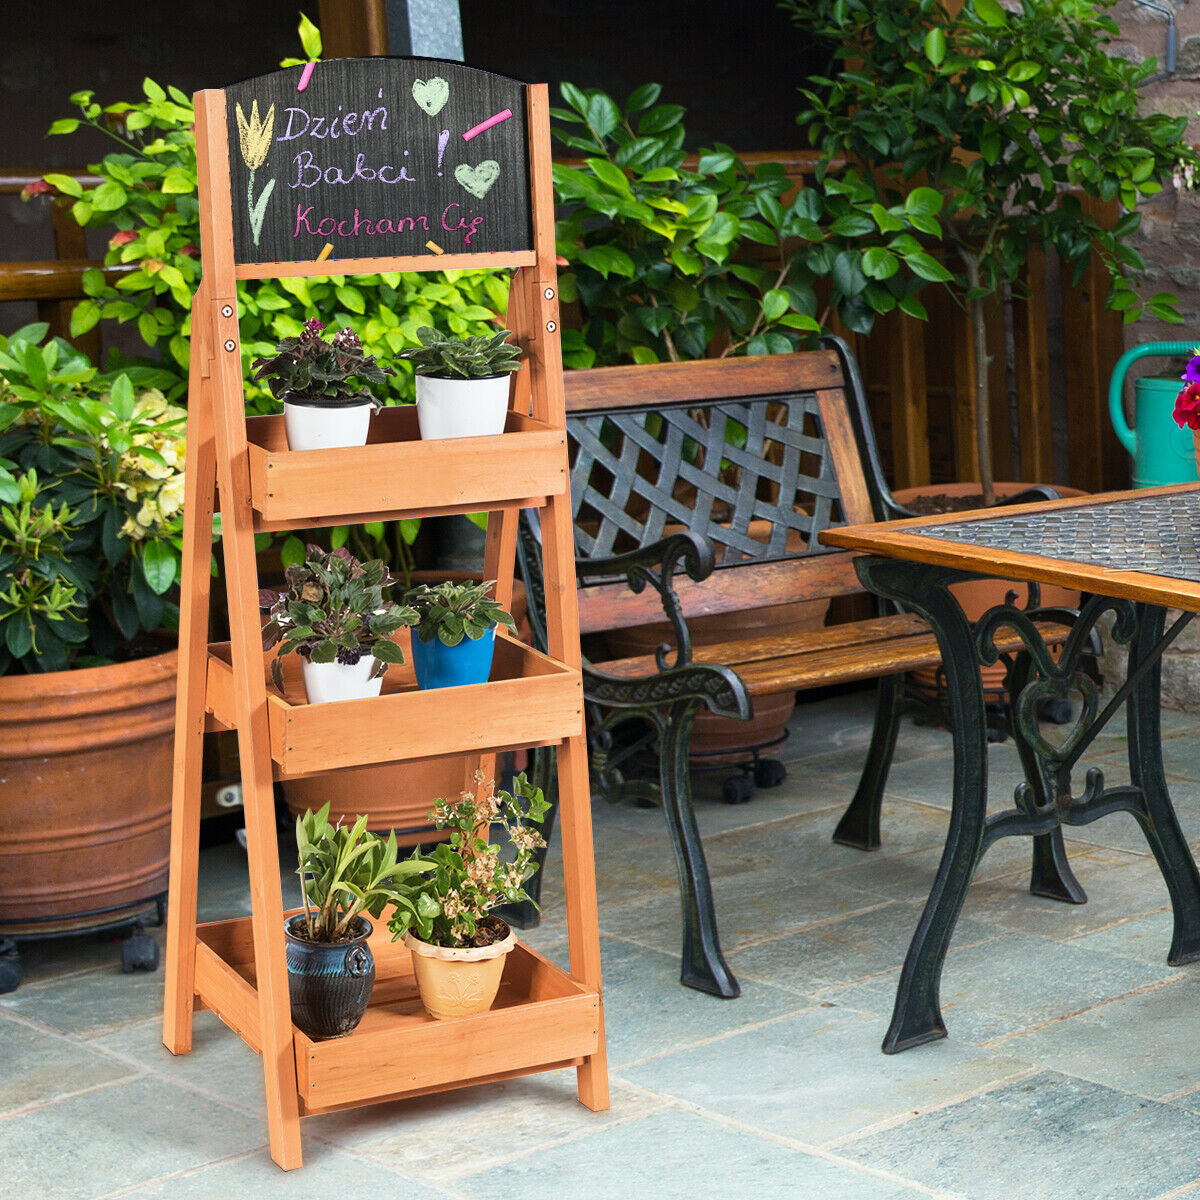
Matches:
[[596, 618, 1071, 696]]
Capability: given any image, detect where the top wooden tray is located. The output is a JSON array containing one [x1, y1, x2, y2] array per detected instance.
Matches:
[[244, 406, 567, 529]]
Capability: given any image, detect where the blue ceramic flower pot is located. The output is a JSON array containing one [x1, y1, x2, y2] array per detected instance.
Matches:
[[283, 913, 374, 1040], [410, 625, 496, 689]]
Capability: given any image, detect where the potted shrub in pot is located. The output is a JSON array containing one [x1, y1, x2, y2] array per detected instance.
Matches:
[[289, 804, 434, 1040], [251, 319, 391, 451], [260, 546, 417, 704], [389, 771, 548, 1019], [404, 579, 516, 690], [0, 325, 184, 979], [399, 326, 523, 440]]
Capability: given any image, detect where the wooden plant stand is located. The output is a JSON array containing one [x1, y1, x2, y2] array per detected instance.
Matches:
[[161, 59, 609, 1170]]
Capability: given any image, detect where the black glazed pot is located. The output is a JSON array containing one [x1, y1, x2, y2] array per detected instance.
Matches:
[[283, 913, 375, 1040]]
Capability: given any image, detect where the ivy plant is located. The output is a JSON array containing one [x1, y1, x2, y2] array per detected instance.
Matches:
[[551, 82, 940, 367], [785, 0, 1197, 501]]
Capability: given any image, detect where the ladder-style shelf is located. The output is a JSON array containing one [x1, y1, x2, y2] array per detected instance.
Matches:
[[162, 57, 609, 1171], [204, 631, 584, 776], [244, 407, 567, 528]]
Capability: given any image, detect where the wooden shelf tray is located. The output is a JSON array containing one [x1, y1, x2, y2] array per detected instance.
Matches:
[[204, 631, 583, 777], [195, 913, 600, 1113], [244, 406, 567, 529]]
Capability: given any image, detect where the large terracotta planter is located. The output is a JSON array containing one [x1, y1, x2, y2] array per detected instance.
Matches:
[[0, 650, 176, 934], [893, 483, 1086, 702]]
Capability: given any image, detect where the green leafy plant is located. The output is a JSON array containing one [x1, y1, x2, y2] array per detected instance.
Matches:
[[404, 579, 516, 647], [551, 81, 937, 367], [37, 61, 509, 411], [251, 318, 390, 408], [388, 771, 549, 947], [786, 0, 1197, 502], [260, 545, 417, 691], [398, 326, 523, 380], [294, 803, 433, 943], [0, 324, 185, 673]]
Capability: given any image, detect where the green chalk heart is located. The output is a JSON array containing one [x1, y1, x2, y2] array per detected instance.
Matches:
[[411, 77, 449, 116], [455, 160, 500, 199]]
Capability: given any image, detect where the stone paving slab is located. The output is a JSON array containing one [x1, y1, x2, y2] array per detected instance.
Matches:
[[839, 1071, 1200, 1200]]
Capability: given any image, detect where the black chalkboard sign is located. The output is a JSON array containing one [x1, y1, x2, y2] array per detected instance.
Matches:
[[223, 58, 531, 264]]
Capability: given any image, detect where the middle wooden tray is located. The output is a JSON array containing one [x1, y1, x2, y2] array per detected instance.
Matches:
[[244, 406, 567, 528], [205, 630, 583, 777]]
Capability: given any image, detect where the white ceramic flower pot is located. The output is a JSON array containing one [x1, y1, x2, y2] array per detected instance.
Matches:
[[300, 656, 383, 705], [283, 398, 373, 451], [415, 374, 511, 440]]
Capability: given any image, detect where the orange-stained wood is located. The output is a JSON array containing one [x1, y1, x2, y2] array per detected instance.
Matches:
[[165, 69, 610, 1170]]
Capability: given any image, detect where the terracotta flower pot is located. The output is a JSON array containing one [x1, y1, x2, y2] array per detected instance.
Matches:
[[404, 922, 515, 1019], [0, 650, 176, 933], [893, 483, 1086, 702]]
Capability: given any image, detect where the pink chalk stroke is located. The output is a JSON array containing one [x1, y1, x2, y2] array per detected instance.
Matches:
[[462, 109, 512, 142], [297, 61, 316, 92]]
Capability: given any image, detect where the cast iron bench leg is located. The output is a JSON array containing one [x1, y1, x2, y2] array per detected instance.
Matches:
[[661, 700, 739, 998], [833, 672, 904, 850]]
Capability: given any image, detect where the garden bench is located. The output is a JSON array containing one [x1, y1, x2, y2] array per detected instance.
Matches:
[[515, 337, 1072, 998]]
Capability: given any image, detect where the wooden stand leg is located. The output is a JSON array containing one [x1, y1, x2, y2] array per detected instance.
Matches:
[[163, 298, 217, 1055], [558, 733, 610, 1110]]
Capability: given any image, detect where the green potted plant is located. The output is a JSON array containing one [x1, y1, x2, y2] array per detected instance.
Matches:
[[250, 319, 391, 451], [389, 771, 548, 1019], [288, 804, 434, 1040], [398, 326, 523, 440], [0, 324, 184, 977], [403, 579, 516, 690], [260, 545, 416, 704]]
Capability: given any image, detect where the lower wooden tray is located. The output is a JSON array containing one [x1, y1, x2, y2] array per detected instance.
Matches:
[[194, 913, 600, 1112], [204, 630, 583, 777]]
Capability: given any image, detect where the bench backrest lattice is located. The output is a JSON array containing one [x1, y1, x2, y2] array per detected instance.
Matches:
[[539, 345, 886, 637]]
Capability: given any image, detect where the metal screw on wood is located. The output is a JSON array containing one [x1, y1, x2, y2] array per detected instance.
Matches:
[[221, 305, 233, 318], [224, 339, 236, 352], [546, 320, 557, 333], [544, 287, 554, 300]]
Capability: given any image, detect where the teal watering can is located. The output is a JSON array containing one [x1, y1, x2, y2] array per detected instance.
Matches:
[[1109, 340, 1199, 488]]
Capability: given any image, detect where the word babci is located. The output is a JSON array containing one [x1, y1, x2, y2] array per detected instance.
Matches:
[[223, 58, 532, 263]]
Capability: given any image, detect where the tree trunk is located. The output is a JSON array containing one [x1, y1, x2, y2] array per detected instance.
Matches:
[[964, 255, 995, 506]]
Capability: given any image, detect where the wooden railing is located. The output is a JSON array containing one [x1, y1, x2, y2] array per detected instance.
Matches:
[[0, 164, 1128, 493]]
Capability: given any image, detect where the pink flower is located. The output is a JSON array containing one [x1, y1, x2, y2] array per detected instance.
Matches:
[[21, 179, 52, 200], [1182, 352, 1200, 385], [109, 230, 137, 249], [179, 243, 199, 258]]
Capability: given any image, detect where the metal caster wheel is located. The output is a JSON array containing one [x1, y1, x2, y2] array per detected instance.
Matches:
[[722, 775, 755, 805], [753, 758, 787, 789], [1041, 696, 1074, 725], [121, 933, 159, 974], [0, 939, 22, 994]]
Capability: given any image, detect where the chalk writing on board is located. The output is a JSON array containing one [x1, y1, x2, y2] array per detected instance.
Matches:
[[223, 59, 532, 263]]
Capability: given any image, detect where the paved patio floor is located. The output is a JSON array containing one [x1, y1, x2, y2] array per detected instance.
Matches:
[[7, 689, 1200, 1199]]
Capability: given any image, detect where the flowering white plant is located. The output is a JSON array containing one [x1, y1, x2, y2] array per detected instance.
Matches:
[[388, 771, 549, 948]]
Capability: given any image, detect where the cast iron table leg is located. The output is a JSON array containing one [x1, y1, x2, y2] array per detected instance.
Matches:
[[856, 558, 991, 1053], [1126, 604, 1200, 964]]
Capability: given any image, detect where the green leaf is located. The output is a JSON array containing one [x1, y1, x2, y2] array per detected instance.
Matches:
[[109, 373, 135, 419], [161, 168, 194, 194], [298, 10, 323, 59], [586, 93, 620, 139], [973, 0, 1007, 27], [47, 118, 80, 136], [281, 534, 305, 567], [904, 251, 953, 282], [762, 289, 789, 321], [626, 82, 662, 112], [43, 173, 83, 198], [141, 541, 177, 594], [925, 28, 946, 67], [904, 187, 943, 218], [862, 247, 899, 280], [91, 182, 127, 212]]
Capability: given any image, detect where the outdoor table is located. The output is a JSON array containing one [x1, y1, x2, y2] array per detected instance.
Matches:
[[821, 483, 1200, 1055]]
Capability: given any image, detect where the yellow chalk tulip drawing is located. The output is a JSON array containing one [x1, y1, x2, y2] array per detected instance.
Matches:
[[235, 100, 276, 246]]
